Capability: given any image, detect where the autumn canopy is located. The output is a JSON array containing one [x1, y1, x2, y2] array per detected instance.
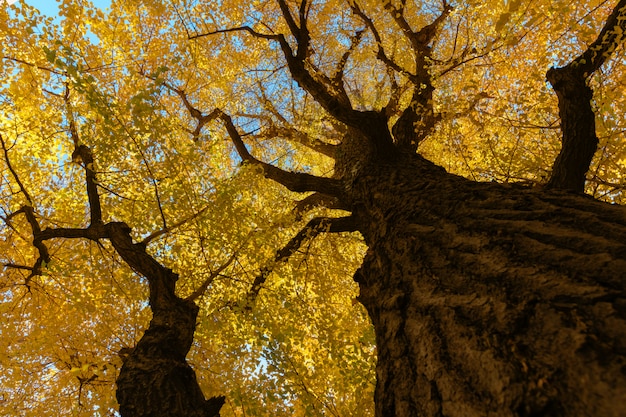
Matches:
[[1, 0, 626, 416]]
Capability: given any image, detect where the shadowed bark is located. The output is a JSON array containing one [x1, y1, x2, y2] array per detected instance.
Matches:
[[108, 222, 225, 417], [351, 154, 626, 416], [203, 1, 626, 415], [546, 0, 626, 192], [545, 67, 597, 192], [7, 0, 626, 415], [8, 142, 226, 416]]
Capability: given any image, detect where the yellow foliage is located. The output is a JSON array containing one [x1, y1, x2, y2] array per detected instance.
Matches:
[[1, 0, 625, 416]]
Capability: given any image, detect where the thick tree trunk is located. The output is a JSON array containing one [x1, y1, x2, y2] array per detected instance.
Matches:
[[107, 222, 225, 417], [352, 154, 626, 417], [546, 67, 598, 193], [116, 299, 225, 417]]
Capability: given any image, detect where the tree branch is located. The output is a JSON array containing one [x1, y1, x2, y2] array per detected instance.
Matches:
[[571, 0, 626, 77], [351, 1, 450, 151], [387, 2, 451, 151], [188, 26, 281, 42], [349, 1, 419, 86], [238, 87, 339, 158], [141, 205, 211, 246], [244, 215, 357, 308], [217, 110, 343, 196], [191, 18, 396, 156], [71, 145, 103, 225], [151, 77, 221, 141], [21, 206, 51, 278], [333, 30, 365, 84], [293, 192, 349, 220], [0, 133, 33, 206], [185, 251, 239, 302], [262, 121, 338, 158]]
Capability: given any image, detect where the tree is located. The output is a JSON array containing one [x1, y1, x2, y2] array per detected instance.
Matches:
[[2, 0, 626, 416]]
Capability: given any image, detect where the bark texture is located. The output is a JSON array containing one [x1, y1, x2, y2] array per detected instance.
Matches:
[[546, 67, 598, 192], [109, 222, 225, 417], [351, 154, 626, 417]]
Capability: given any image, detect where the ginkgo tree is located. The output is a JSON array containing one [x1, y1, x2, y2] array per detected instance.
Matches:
[[1, 0, 626, 416]]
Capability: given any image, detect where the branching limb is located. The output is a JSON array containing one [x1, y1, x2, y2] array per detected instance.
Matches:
[[3, 131, 223, 412], [293, 193, 349, 220], [349, 2, 417, 83], [141, 205, 211, 246], [2, 56, 65, 76], [276, 0, 311, 60], [244, 215, 357, 308], [104, 221, 180, 309], [218, 110, 344, 196], [191, 15, 396, 156], [251, 75, 341, 157], [333, 30, 365, 85], [71, 145, 103, 225], [239, 88, 339, 157], [546, 0, 626, 192], [6, 208, 101, 282], [189, 25, 282, 42], [570, 0, 626, 77], [0, 133, 33, 205], [150, 76, 222, 140], [61, 86, 104, 225], [263, 121, 338, 158], [352, 1, 451, 151], [185, 251, 239, 302], [20, 206, 49, 278], [387, 2, 451, 151]]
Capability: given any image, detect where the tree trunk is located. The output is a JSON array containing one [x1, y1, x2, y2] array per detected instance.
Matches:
[[116, 299, 224, 417], [545, 67, 598, 193], [352, 153, 626, 417], [107, 222, 225, 417]]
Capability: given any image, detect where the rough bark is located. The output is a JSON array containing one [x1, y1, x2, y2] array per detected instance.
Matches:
[[545, 67, 597, 193], [546, 0, 626, 192], [351, 153, 626, 417], [108, 222, 225, 417], [116, 295, 225, 417], [18, 141, 226, 416], [184, 2, 626, 415]]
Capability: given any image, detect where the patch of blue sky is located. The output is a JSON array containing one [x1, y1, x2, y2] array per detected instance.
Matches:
[[20, 0, 111, 19], [4, 0, 112, 46]]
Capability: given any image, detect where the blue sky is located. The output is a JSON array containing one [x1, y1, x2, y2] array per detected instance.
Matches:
[[17, 0, 111, 17]]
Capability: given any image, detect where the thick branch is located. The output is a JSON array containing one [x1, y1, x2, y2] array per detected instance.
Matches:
[[8, 134, 224, 414], [352, 2, 449, 151], [391, 4, 450, 151], [244, 215, 357, 308], [22, 206, 50, 277], [333, 30, 365, 83], [545, 68, 597, 192], [71, 145, 103, 225], [194, 22, 396, 157], [571, 0, 626, 77], [218, 110, 343, 196], [269, 4, 396, 151], [293, 192, 349, 220]]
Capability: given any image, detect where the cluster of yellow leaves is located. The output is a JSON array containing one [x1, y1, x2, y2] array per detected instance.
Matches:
[[1, 1, 373, 416], [1, 0, 626, 416]]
